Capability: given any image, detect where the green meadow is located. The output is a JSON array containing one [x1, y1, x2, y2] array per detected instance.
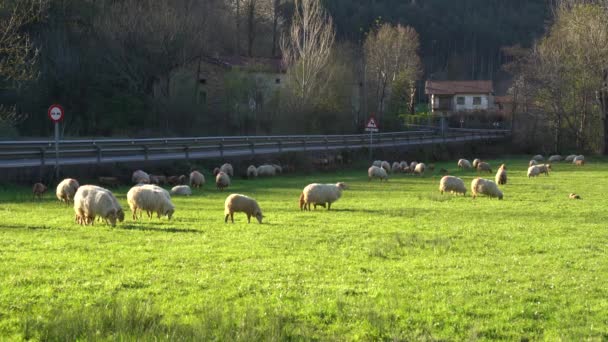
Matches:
[[0, 157, 606, 341]]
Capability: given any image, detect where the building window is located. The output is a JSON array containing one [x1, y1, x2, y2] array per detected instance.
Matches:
[[457, 97, 465, 105], [275, 78, 281, 84], [473, 96, 481, 105], [199, 78, 207, 85]]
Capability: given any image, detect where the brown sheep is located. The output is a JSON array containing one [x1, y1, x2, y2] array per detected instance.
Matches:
[[32, 183, 47, 199], [575, 159, 585, 166]]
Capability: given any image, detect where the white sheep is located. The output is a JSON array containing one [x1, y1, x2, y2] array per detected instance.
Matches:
[[532, 154, 544, 162], [73, 185, 120, 226], [257, 164, 276, 177], [529, 160, 538, 167], [410, 161, 418, 170], [564, 155, 577, 162], [189, 171, 205, 188], [527, 165, 541, 178], [272, 164, 283, 174], [220, 163, 234, 177], [170, 185, 192, 196], [301, 182, 347, 210], [573, 155, 585, 164], [391, 162, 401, 173], [132, 170, 150, 184], [215, 171, 231, 190], [380, 161, 391, 173], [414, 163, 426, 175], [536, 164, 552, 176], [127, 185, 174, 220], [457, 159, 472, 170], [477, 162, 492, 173], [439, 176, 467, 196], [368, 165, 388, 181], [56, 178, 80, 204], [472, 159, 481, 169], [247, 165, 258, 178], [399, 161, 408, 171], [224, 194, 264, 224], [372, 160, 382, 167], [495, 164, 507, 185], [548, 155, 562, 162], [471, 178, 503, 200]]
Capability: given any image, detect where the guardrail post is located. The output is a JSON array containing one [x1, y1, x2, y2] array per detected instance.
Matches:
[[219, 141, 224, 158], [184, 146, 190, 161], [143, 145, 149, 161], [39, 147, 46, 167], [324, 136, 329, 151], [302, 139, 307, 151], [250, 141, 255, 157], [278, 140, 282, 153], [96, 145, 102, 163]]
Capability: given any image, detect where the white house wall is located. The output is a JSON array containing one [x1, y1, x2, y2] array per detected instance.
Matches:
[[453, 94, 491, 111]]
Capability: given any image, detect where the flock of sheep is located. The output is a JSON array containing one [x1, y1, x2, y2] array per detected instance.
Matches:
[[29, 153, 587, 227]]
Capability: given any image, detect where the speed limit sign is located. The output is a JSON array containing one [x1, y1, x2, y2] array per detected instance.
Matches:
[[48, 104, 64, 122]]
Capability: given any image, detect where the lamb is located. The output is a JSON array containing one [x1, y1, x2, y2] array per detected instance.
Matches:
[[215, 171, 231, 190], [476, 162, 492, 173], [380, 161, 391, 173], [246, 165, 258, 178], [471, 178, 503, 200], [189, 171, 205, 188], [132, 170, 150, 184], [224, 194, 264, 223], [391, 162, 402, 173], [564, 155, 577, 162], [56, 178, 80, 204], [127, 185, 174, 220], [575, 159, 585, 166], [439, 176, 466, 196], [548, 155, 563, 162], [220, 163, 234, 177], [532, 154, 544, 162], [458, 159, 472, 170], [536, 163, 552, 176], [573, 155, 585, 164], [32, 183, 47, 199], [368, 165, 388, 181], [257, 164, 276, 177], [299, 192, 326, 210], [527, 165, 541, 178], [529, 160, 538, 167], [170, 185, 192, 196], [495, 164, 507, 185], [301, 182, 347, 210], [73, 185, 121, 226], [472, 159, 481, 169], [414, 163, 426, 175]]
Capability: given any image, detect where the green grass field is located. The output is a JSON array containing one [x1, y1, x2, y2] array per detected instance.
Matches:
[[0, 157, 607, 341]]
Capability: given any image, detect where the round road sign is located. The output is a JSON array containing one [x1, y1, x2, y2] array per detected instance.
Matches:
[[48, 104, 64, 122]]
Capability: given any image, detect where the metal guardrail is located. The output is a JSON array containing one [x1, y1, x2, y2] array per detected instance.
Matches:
[[0, 128, 510, 168]]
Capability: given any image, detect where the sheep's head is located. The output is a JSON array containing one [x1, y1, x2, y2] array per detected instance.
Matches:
[[106, 212, 117, 227], [255, 210, 264, 224], [213, 168, 220, 176], [547, 164, 552, 170], [116, 209, 125, 223], [166, 208, 174, 220], [498, 192, 504, 200], [336, 182, 348, 190]]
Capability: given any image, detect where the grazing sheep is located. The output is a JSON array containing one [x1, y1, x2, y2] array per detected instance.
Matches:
[[189, 171, 205, 188], [458, 159, 472, 170], [495, 164, 507, 185], [167, 175, 187, 186], [56, 178, 80, 204], [372, 160, 382, 167], [564, 155, 577, 162], [224, 194, 264, 224], [569, 193, 581, 200], [73, 185, 120, 226], [299, 192, 326, 210], [301, 182, 347, 211], [399, 161, 408, 171], [272, 164, 283, 174], [477, 162, 492, 173], [472, 159, 481, 169], [132, 170, 150, 184], [127, 185, 174, 220], [529, 160, 538, 167], [548, 155, 563, 162], [471, 178, 503, 200], [257, 164, 276, 177], [368, 165, 388, 181], [410, 161, 418, 170], [33, 183, 47, 199], [215, 171, 231, 191], [575, 159, 585, 166], [220, 163, 234, 177], [150, 175, 167, 186], [536, 164, 552, 176], [246, 165, 258, 179], [439, 176, 467, 196], [213, 167, 220, 176], [573, 155, 585, 164], [391, 162, 401, 173], [380, 161, 391, 173], [414, 163, 426, 175], [170, 185, 192, 196], [532, 154, 544, 162]]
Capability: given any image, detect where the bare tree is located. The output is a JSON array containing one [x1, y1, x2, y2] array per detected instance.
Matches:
[[244, 0, 258, 57], [280, 0, 335, 109], [364, 23, 421, 121]]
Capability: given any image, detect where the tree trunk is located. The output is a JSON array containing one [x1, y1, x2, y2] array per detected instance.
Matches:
[[271, 0, 279, 57], [408, 80, 416, 115], [601, 71, 608, 154], [235, 0, 241, 55]]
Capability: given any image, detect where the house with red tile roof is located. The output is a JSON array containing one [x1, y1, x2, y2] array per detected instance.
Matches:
[[425, 80, 495, 115]]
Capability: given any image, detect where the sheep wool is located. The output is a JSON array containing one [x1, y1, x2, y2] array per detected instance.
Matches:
[[391, 162, 401, 173], [220, 163, 234, 177], [224, 194, 264, 224], [380, 161, 391, 173], [573, 155, 585, 164], [171, 185, 192, 196], [529, 160, 538, 167], [439, 176, 466, 196], [458, 159, 472, 169], [564, 155, 577, 162], [536, 164, 551, 176], [532, 154, 544, 162], [127, 185, 174, 220], [399, 161, 408, 171], [189, 171, 205, 188], [272, 164, 283, 174], [410, 161, 418, 170], [471, 178, 503, 200], [372, 160, 382, 167], [302, 182, 347, 210], [368, 165, 388, 181], [477, 162, 492, 173], [74, 185, 120, 226], [33, 183, 47, 199], [548, 155, 563, 162], [495, 164, 507, 185], [575, 159, 585, 166], [414, 163, 426, 175], [247, 165, 258, 178], [215, 171, 231, 190], [472, 159, 481, 169], [527, 165, 541, 178], [132, 170, 150, 184], [56, 178, 79, 204]]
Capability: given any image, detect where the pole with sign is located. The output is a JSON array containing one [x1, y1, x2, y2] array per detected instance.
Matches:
[[365, 116, 379, 160], [48, 104, 64, 179]]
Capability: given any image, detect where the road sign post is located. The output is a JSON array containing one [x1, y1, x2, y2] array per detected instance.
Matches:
[[48, 104, 64, 179], [365, 116, 379, 160]]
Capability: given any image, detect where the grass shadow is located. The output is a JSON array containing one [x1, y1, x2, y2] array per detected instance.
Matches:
[[119, 224, 203, 234]]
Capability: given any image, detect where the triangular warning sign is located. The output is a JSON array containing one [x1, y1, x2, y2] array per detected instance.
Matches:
[[366, 117, 378, 129]]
